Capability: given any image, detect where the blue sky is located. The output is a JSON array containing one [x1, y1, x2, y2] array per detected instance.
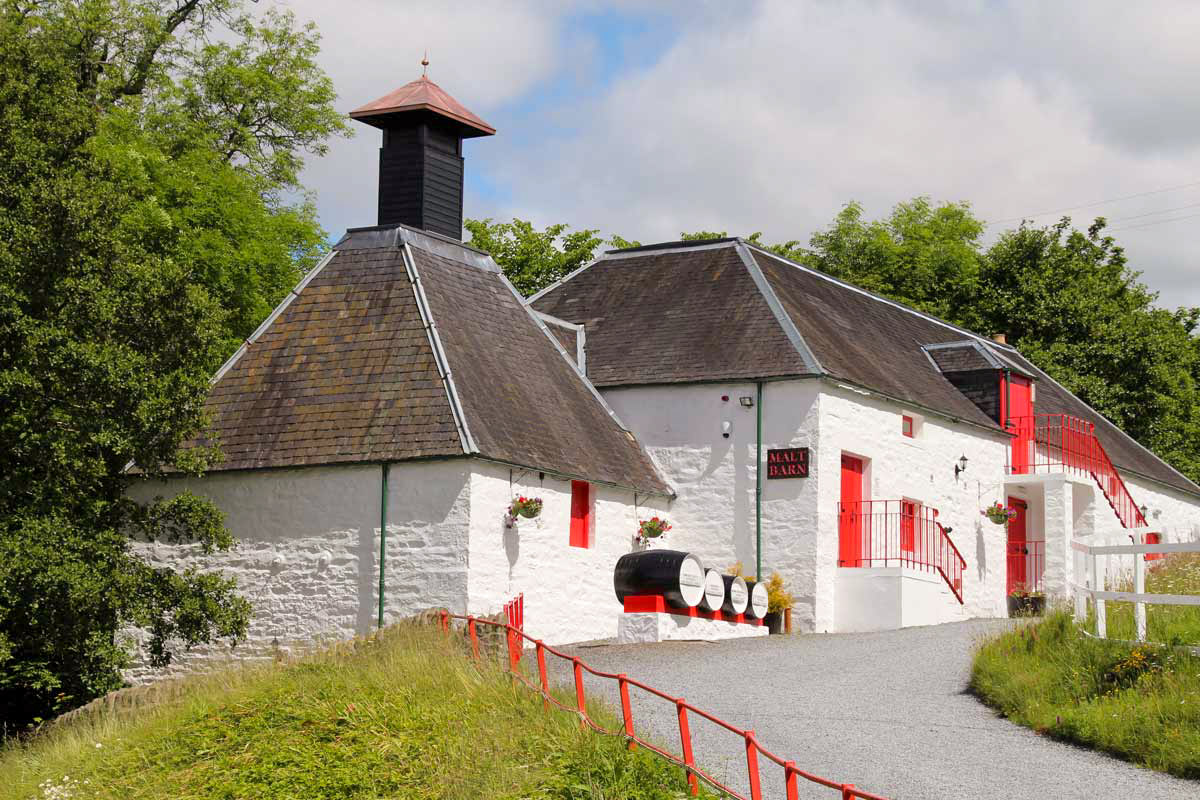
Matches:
[[281, 1, 1200, 306]]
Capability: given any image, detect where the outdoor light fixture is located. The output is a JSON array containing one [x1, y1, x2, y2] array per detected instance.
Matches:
[[739, 396, 754, 408], [721, 421, 732, 439], [954, 454, 969, 480]]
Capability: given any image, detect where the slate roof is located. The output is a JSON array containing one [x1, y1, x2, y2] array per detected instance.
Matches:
[[191, 225, 669, 496], [532, 238, 1200, 497]]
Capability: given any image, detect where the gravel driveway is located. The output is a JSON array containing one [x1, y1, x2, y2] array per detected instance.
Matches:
[[555, 620, 1196, 799]]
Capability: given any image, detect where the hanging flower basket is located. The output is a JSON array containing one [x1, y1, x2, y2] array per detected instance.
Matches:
[[635, 517, 672, 545], [982, 501, 1018, 526], [509, 496, 543, 520]]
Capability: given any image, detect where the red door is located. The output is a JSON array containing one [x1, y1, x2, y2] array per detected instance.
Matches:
[[1007, 375, 1034, 474], [1006, 497, 1028, 593], [838, 455, 864, 566], [900, 500, 917, 560]]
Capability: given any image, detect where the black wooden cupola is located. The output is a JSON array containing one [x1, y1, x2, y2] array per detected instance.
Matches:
[[350, 69, 495, 240]]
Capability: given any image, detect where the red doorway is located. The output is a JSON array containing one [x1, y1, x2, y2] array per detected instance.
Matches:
[[838, 455, 864, 566], [1005, 497, 1029, 593], [1006, 375, 1034, 474]]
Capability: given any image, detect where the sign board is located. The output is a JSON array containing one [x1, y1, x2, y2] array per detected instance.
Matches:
[[767, 447, 809, 479]]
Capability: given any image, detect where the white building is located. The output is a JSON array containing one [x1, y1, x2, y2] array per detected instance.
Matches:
[[531, 238, 1200, 632], [128, 74, 1200, 678]]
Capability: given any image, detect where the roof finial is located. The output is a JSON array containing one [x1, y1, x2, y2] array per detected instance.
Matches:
[[421, 51, 429, 78]]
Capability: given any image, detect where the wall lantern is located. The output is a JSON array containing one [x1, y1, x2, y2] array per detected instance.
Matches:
[[739, 396, 755, 408], [954, 454, 968, 480]]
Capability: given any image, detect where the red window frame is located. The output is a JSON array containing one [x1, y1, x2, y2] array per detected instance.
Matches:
[[569, 481, 592, 548], [902, 415, 914, 438]]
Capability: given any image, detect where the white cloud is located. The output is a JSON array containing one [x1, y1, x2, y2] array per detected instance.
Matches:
[[285, 0, 1200, 305]]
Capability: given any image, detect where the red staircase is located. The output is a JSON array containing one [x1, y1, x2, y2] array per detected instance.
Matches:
[[1009, 414, 1147, 529], [837, 500, 966, 603]]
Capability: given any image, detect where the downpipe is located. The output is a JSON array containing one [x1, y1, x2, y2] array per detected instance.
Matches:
[[379, 462, 390, 628]]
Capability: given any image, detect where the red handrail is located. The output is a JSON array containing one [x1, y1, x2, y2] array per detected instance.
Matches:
[[436, 610, 889, 800], [838, 500, 965, 604], [1008, 414, 1147, 529]]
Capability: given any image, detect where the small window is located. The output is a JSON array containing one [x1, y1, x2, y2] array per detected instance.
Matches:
[[902, 415, 914, 438], [569, 481, 592, 548]]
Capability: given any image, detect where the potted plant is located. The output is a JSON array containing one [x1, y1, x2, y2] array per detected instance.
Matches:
[[635, 516, 671, 547], [982, 501, 1018, 526], [760, 572, 794, 635], [1007, 584, 1045, 616], [505, 495, 542, 529]]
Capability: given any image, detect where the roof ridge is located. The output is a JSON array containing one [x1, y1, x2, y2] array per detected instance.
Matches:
[[400, 241, 476, 455], [733, 240, 824, 375], [744, 242, 1008, 348]]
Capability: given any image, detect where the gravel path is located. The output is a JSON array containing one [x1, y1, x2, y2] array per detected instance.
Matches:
[[553, 620, 1197, 799]]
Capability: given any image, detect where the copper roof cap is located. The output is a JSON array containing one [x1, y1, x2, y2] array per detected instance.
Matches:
[[350, 75, 495, 137]]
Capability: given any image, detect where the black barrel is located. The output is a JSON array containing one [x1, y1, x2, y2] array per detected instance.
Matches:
[[614, 550, 706, 609], [721, 574, 749, 615], [744, 579, 769, 619], [698, 569, 726, 611]]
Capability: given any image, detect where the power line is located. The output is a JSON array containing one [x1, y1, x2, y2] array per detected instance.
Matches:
[[1099, 211, 1200, 232], [987, 179, 1200, 225], [1107, 201, 1200, 224]]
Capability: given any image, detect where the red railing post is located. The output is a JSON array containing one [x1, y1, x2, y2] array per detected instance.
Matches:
[[573, 657, 587, 725], [467, 617, 480, 661], [744, 730, 763, 800], [536, 640, 549, 711], [439, 609, 448, 634], [675, 700, 699, 796], [618, 674, 636, 750], [784, 760, 799, 800], [842, 784, 857, 799], [506, 626, 519, 673]]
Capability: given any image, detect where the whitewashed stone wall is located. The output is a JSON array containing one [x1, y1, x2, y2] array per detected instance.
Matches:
[[603, 381, 823, 628], [124, 460, 470, 682], [816, 385, 1012, 628], [466, 460, 668, 645]]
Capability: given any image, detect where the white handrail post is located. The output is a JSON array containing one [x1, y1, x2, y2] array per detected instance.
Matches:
[[1091, 549, 1106, 639], [1134, 537, 1147, 642], [1073, 539, 1086, 623]]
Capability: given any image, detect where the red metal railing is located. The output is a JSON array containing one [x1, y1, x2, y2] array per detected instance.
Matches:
[[1005, 539, 1044, 594], [439, 610, 888, 800], [1008, 414, 1147, 529], [838, 500, 965, 603]]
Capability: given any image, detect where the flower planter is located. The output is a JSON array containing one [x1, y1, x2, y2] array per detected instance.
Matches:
[[1007, 594, 1045, 617], [763, 611, 784, 635]]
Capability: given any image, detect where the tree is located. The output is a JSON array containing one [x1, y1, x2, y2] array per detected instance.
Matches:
[[981, 220, 1200, 481], [0, 0, 347, 726], [464, 218, 605, 296], [792, 198, 986, 328]]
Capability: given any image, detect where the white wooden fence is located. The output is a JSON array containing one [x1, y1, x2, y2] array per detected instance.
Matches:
[[1071, 538, 1200, 642]]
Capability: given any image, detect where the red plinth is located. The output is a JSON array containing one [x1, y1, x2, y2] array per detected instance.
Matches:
[[622, 595, 762, 625]]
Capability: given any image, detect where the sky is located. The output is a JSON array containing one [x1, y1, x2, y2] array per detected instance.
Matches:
[[266, 0, 1200, 307]]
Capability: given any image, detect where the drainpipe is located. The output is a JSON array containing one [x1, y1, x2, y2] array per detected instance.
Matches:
[[378, 462, 390, 629], [756, 381, 764, 580]]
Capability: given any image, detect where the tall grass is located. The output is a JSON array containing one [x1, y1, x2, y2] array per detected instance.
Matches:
[[0, 624, 704, 799], [1089, 553, 1200, 645], [972, 612, 1200, 778]]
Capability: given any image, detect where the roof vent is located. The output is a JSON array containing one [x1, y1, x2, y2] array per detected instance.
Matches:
[[350, 65, 494, 240]]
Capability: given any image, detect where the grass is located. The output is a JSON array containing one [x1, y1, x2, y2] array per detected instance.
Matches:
[[972, 611, 1200, 778], [0, 624, 707, 799], [1089, 553, 1200, 645]]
